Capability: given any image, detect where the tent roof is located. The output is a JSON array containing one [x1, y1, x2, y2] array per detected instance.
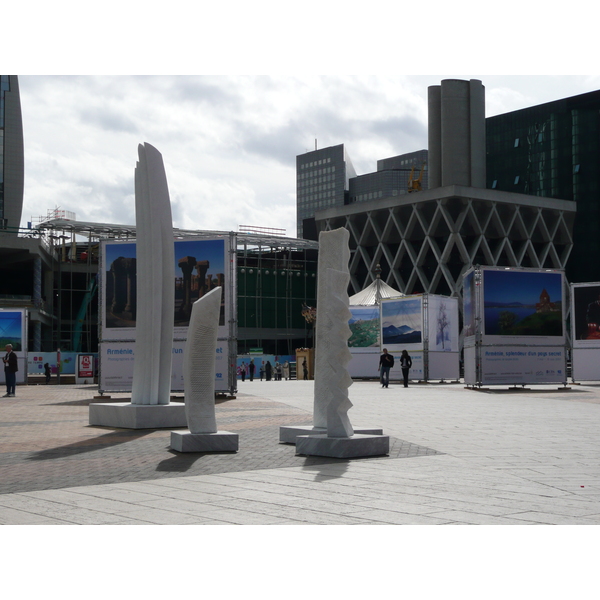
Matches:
[[349, 278, 403, 306]]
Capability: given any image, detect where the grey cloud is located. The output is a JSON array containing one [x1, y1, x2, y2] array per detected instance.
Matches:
[[78, 106, 139, 134]]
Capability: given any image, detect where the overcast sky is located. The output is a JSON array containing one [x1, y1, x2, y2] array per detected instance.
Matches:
[[9, 5, 600, 239], [17, 74, 600, 237]]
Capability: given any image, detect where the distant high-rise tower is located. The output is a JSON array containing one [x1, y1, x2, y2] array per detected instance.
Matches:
[[296, 144, 356, 239], [0, 75, 25, 232]]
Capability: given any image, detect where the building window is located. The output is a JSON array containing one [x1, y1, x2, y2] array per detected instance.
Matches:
[[514, 138, 520, 148], [514, 176, 520, 185], [492, 180, 497, 189]]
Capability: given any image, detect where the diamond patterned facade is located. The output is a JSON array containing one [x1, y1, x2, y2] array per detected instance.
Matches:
[[317, 184, 575, 307]]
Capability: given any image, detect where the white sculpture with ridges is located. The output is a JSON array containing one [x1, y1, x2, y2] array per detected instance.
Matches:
[[170, 287, 238, 452]]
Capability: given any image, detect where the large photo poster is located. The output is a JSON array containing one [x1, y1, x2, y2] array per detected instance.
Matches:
[[571, 283, 600, 348], [348, 305, 380, 349], [427, 295, 459, 352], [482, 268, 564, 345], [380, 296, 423, 352], [101, 237, 228, 341]]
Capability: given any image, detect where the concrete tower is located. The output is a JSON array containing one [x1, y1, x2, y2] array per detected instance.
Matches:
[[427, 79, 486, 189]]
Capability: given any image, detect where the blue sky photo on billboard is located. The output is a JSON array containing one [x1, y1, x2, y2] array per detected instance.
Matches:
[[381, 297, 422, 346], [0, 311, 23, 351], [483, 270, 563, 336]]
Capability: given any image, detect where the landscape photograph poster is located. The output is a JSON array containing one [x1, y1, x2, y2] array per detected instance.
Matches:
[[380, 296, 423, 351], [427, 295, 459, 352], [0, 310, 24, 351], [101, 237, 228, 341], [482, 268, 564, 345], [571, 283, 600, 347], [348, 305, 380, 348]]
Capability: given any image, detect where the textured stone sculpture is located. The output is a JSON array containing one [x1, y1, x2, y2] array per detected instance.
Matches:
[[131, 143, 175, 405], [279, 227, 384, 443], [321, 266, 354, 437], [294, 228, 390, 458], [171, 286, 238, 452]]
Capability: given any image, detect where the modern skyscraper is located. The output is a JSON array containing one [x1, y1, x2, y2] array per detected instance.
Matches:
[[296, 144, 356, 239], [486, 90, 600, 284], [0, 75, 24, 232]]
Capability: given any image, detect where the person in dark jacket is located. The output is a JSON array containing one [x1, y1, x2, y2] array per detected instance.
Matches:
[[265, 361, 272, 381], [3, 344, 18, 397], [44, 363, 51, 385], [379, 348, 394, 388], [400, 349, 412, 388]]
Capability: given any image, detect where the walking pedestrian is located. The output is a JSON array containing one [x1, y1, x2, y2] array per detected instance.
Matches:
[[44, 362, 51, 385], [249, 359, 255, 381], [400, 349, 412, 388], [240, 361, 246, 382], [379, 348, 394, 388], [265, 360, 272, 381], [302, 358, 308, 380], [283, 360, 290, 380], [260, 361, 265, 381]]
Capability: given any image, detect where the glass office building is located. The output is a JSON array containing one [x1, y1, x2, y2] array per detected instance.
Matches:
[[486, 90, 600, 284]]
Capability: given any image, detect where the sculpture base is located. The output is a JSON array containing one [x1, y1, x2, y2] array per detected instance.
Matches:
[[170, 430, 239, 453], [279, 425, 384, 444], [89, 402, 186, 429], [296, 433, 390, 458]]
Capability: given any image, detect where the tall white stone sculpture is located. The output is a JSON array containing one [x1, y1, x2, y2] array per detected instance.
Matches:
[[279, 227, 383, 444], [294, 228, 389, 458], [89, 143, 186, 429], [170, 287, 238, 452]]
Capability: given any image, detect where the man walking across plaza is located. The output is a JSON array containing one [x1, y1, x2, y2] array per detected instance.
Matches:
[[379, 348, 394, 388], [3, 344, 18, 397]]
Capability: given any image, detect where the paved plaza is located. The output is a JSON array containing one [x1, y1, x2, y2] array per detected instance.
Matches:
[[1, 378, 600, 525]]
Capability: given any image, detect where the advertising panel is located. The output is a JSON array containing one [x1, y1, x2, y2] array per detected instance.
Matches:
[[0, 309, 27, 385], [480, 346, 566, 385], [99, 340, 229, 392], [427, 295, 459, 353], [380, 296, 423, 352], [348, 305, 380, 350], [571, 283, 600, 348], [101, 238, 229, 341], [481, 268, 564, 346], [77, 354, 95, 380]]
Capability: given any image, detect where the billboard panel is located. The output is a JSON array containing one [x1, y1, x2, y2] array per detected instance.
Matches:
[[380, 296, 423, 352], [348, 305, 380, 349], [427, 295, 459, 353], [571, 283, 600, 348], [481, 268, 564, 346], [101, 238, 229, 341]]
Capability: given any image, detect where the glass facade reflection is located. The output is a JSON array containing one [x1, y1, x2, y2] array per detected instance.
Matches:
[[486, 90, 600, 284]]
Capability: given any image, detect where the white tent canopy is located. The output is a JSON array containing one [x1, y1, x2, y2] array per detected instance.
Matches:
[[349, 271, 403, 306]]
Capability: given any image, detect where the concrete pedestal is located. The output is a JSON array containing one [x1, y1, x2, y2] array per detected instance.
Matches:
[[89, 402, 187, 429], [295, 433, 390, 458], [279, 425, 384, 444], [170, 430, 239, 453]]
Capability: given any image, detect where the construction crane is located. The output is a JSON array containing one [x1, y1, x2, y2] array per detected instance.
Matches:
[[408, 163, 426, 193]]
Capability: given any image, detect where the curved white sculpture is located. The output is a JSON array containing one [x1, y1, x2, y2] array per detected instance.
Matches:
[[131, 143, 175, 405], [184, 287, 222, 434]]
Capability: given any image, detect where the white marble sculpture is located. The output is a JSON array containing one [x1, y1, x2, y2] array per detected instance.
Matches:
[[184, 287, 221, 432], [89, 143, 186, 429], [170, 287, 238, 452], [279, 227, 384, 443], [294, 227, 390, 458], [313, 228, 351, 427], [322, 266, 354, 437], [131, 142, 175, 405]]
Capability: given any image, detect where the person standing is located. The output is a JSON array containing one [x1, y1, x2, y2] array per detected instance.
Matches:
[[379, 348, 394, 388], [302, 358, 308, 380], [275, 362, 282, 381], [240, 361, 246, 382], [3, 344, 18, 397], [248, 359, 255, 382], [400, 349, 412, 388], [260, 361, 265, 381], [283, 360, 290, 380], [265, 360, 272, 381], [44, 362, 51, 385]]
